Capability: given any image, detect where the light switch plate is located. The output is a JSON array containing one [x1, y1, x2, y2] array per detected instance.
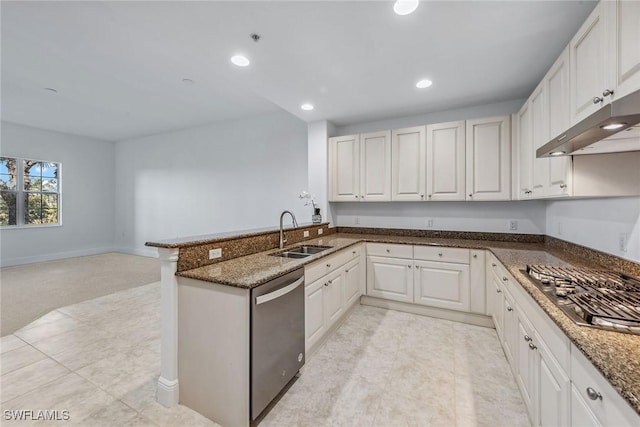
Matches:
[[318, 228, 323, 235], [303, 231, 309, 237], [209, 248, 222, 259]]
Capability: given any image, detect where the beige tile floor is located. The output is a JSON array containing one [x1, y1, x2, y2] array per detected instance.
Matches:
[[1, 281, 530, 426]]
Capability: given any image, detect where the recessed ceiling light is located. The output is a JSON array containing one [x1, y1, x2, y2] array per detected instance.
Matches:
[[394, 0, 419, 15], [600, 123, 626, 130], [182, 78, 195, 85], [416, 79, 433, 89], [44, 87, 58, 93], [301, 104, 314, 111], [550, 151, 566, 156], [231, 55, 250, 67]]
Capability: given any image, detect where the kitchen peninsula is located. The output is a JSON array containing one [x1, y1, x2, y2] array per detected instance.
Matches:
[[147, 223, 640, 427]]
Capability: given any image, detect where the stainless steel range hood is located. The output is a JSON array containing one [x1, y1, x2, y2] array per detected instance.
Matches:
[[536, 89, 640, 157]]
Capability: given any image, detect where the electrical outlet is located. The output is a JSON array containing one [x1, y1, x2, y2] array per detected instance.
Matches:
[[619, 233, 629, 252], [209, 248, 222, 259], [303, 230, 309, 238], [509, 220, 518, 231], [426, 218, 434, 228], [317, 228, 323, 235]]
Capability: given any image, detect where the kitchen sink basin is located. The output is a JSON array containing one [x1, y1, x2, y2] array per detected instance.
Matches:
[[271, 245, 333, 258]]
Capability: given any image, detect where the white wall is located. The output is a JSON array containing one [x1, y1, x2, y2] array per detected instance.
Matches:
[[114, 111, 308, 256], [335, 99, 525, 136], [0, 121, 116, 266], [307, 120, 336, 225], [546, 197, 640, 263], [333, 201, 546, 234]]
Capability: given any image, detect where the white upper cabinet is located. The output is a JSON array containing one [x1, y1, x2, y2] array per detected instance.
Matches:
[[546, 47, 573, 197], [329, 134, 360, 201], [465, 116, 511, 201], [570, 1, 610, 124], [426, 121, 466, 201], [360, 131, 392, 201], [392, 126, 426, 201], [530, 83, 549, 199], [517, 102, 533, 199], [607, 0, 640, 100]]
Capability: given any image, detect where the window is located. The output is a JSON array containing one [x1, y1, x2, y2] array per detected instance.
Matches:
[[0, 157, 61, 227]]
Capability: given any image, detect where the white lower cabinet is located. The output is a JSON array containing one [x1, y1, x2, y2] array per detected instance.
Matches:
[[501, 285, 517, 368], [414, 260, 470, 312], [515, 312, 536, 420], [366, 255, 414, 303], [534, 331, 571, 427], [488, 273, 505, 339], [304, 245, 363, 352]]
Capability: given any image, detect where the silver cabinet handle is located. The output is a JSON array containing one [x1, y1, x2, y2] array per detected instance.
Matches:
[[438, 253, 443, 257], [420, 194, 424, 199], [327, 279, 333, 284], [355, 195, 359, 198], [324, 282, 329, 287], [256, 277, 304, 305], [497, 289, 502, 294], [361, 195, 364, 199], [528, 342, 537, 350], [352, 251, 356, 255], [560, 184, 567, 189], [502, 277, 508, 282], [326, 263, 331, 268], [586, 387, 602, 401], [473, 254, 478, 259], [386, 249, 390, 253], [428, 194, 432, 199], [524, 335, 532, 342], [593, 96, 604, 104], [492, 263, 497, 267], [602, 89, 614, 97], [507, 306, 513, 312], [407, 265, 411, 268], [468, 194, 473, 198]]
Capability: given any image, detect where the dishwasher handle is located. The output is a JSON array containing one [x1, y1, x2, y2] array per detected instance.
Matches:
[[255, 277, 304, 305]]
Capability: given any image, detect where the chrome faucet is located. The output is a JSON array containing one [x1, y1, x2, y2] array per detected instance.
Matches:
[[279, 210, 299, 249]]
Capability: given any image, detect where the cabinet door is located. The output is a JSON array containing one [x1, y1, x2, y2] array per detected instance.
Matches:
[[366, 256, 414, 303], [392, 126, 426, 201], [305, 278, 327, 351], [608, 0, 640, 100], [502, 290, 517, 368], [342, 258, 361, 308], [324, 270, 344, 329], [490, 274, 505, 339], [546, 47, 573, 197], [469, 250, 486, 314], [426, 121, 466, 201], [530, 83, 549, 199], [570, 2, 609, 124], [516, 312, 537, 423], [535, 332, 571, 427], [329, 135, 360, 201], [517, 102, 532, 199], [414, 260, 470, 312], [360, 131, 391, 201], [465, 116, 511, 201]]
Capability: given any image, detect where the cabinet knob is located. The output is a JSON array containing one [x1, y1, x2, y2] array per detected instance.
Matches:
[[407, 265, 412, 268], [492, 263, 497, 267], [497, 289, 502, 294], [361, 195, 364, 199], [324, 282, 329, 287], [586, 387, 603, 401], [593, 96, 604, 104], [560, 184, 567, 189], [326, 263, 331, 268], [386, 249, 390, 253], [524, 335, 532, 342], [352, 251, 356, 255], [502, 277, 508, 282], [420, 194, 424, 199], [507, 306, 513, 312], [468, 194, 473, 198], [438, 253, 443, 257], [473, 254, 478, 259], [428, 194, 432, 199], [602, 89, 614, 97], [528, 342, 537, 351], [327, 279, 333, 284]]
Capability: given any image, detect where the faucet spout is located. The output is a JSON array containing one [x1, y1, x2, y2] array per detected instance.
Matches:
[[279, 210, 298, 249]]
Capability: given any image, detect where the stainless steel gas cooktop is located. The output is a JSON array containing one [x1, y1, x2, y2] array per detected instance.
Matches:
[[524, 265, 640, 335]]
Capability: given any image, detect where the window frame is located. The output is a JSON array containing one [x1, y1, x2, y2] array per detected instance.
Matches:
[[0, 156, 62, 229]]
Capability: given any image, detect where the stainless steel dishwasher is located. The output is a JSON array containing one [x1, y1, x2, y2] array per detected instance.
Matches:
[[250, 267, 305, 420]]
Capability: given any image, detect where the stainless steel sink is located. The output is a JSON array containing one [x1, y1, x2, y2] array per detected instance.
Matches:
[[271, 245, 333, 258]]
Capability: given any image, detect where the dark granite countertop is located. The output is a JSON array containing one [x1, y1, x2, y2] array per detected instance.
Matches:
[[176, 232, 640, 416]]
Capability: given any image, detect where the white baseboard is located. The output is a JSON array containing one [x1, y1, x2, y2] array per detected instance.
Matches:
[[0, 247, 119, 267], [360, 295, 495, 328], [112, 246, 158, 258]]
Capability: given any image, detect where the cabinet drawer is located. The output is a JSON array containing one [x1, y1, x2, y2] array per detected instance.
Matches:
[[570, 344, 638, 426], [414, 246, 469, 264], [305, 245, 361, 285], [366, 243, 413, 259]]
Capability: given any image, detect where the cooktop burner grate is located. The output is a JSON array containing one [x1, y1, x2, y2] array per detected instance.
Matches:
[[526, 265, 640, 292], [569, 290, 640, 325]]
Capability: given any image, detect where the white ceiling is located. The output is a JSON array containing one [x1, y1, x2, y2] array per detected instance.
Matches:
[[1, 1, 597, 142]]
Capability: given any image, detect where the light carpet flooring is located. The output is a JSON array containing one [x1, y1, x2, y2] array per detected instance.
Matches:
[[1, 281, 529, 426], [1, 253, 160, 335]]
